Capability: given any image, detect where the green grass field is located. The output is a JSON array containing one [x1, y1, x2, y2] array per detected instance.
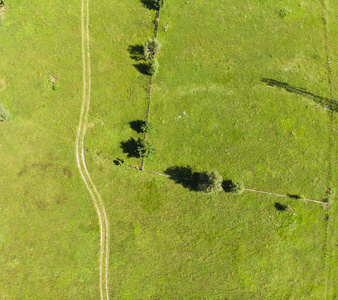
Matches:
[[0, 1, 100, 298], [1, 0, 338, 298]]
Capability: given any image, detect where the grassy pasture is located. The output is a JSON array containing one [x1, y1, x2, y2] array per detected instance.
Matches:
[[0, 0, 100, 298], [150, 0, 331, 200], [85, 0, 338, 298], [0, 0, 337, 299]]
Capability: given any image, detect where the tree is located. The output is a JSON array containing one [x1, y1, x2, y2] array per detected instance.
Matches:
[[229, 181, 245, 194], [0, 104, 10, 121], [137, 139, 155, 159], [148, 59, 159, 75], [143, 38, 161, 60], [198, 170, 223, 194], [141, 120, 154, 133]]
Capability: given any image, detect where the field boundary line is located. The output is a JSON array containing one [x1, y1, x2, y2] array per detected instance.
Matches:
[[76, 1, 109, 299], [125, 165, 328, 205], [141, 7, 161, 170], [320, 0, 335, 298]]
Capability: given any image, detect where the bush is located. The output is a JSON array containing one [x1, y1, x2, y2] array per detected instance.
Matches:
[[148, 59, 159, 75], [287, 194, 303, 200], [143, 38, 161, 60], [198, 170, 223, 194], [324, 187, 335, 202], [0, 104, 10, 121], [141, 120, 154, 133], [278, 8, 290, 18], [114, 158, 125, 166], [229, 181, 245, 194], [137, 139, 155, 159]]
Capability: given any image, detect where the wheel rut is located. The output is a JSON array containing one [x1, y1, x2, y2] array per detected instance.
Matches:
[[76, 1, 109, 299]]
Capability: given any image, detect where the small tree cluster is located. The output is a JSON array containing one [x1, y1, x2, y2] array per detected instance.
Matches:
[[143, 38, 161, 60], [141, 120, 154, 133], [114, 158, 125, 166], [229, 181, 245, 194], [198, 170, 223, 194], [278, 8, 290, 18], [148, 59, 159, 75], [324, 187, 336, 202], [137, 139, 155, 159], [0, 104, 10, 121], [143, 38, 161, 75]]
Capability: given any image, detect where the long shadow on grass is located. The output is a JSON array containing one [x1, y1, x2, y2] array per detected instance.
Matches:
[[261, 78, 338, 112], [164, 166, 200, 191], [120, 138, 140, 158], [222, 180, 234, 192], [133, 62, 149, 75], [129, 120, 144, 133], [275, 202, 288, 211], [127, 44, 144, 61], [140, 0, 160, 10]]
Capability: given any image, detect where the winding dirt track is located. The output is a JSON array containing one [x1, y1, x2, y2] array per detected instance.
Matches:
[[76, 0, 110, 299]]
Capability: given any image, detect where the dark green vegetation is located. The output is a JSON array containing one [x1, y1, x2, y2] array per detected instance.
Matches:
[[137, 139, 155, 159], [147, 58, 159, 75], [226, 180, 246, 195], [2, 0, 338, 299], [143, 37, 161, 60], [141, 120, 154, 133], [198, 170, 223, 194]]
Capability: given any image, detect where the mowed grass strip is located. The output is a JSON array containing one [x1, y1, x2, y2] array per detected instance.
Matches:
[[0, 0, 100, 298], [83, 0, 332, 298]]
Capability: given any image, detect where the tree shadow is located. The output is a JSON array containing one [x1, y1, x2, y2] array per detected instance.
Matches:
[[140, 0, 160, 10], [133, 62, 150, 75], [127, 44, 144, 61], [274, 202, 287, 211], [164, 166, 200, 191], [222, 180, 233, 192], [129, 120, 145, 133], [261, 78, 338, 112], [120, 138, 140, 158], [113, 158, 125, 166]]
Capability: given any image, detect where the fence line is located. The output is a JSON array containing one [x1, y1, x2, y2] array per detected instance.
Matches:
[[125, 165, 328, 205]]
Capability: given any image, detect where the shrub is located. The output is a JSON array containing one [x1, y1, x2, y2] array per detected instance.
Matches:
[[229, 180, 245, 194], [137, 139, 155, 159], [148, 59, 159, 75], [143, 38, 161, 60], [287, 194, 303, 200], [114, 158, 125, 166], [0, 104, 10, 121], [198, 170, 223, 194], [141, 120, 154, 133], [324, 187, 335, 202], [279, 8, 290, 18]]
